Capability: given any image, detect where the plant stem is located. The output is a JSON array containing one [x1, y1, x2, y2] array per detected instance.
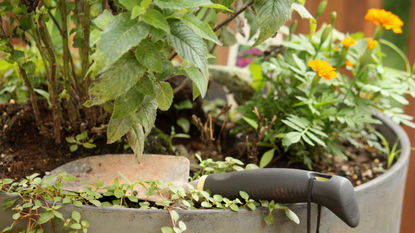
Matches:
[[19, 67, 44, 126], [28, 15, 51, 81], [166, 207, 177, 228], [38, 17, 62, 143], [0, 17, 44, 131], [173, 77, 190, 94], [60, 0, 78, 127], [48, 10, 62, 33], [81, 0, 95, 125], [102, 0, 106, 11], [212, 0, 254, 32]]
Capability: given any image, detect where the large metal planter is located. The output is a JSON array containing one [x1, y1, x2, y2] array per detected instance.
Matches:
[[0, 114, 410, 232]]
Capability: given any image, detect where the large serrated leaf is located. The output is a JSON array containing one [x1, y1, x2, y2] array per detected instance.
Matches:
[[94, 10, 114, 30], [155, 0, 212, 9], [156, 82, 174, 111], [119, 0, 141, 11], [291, 3, 316, 38], [112, 87, 145, 119], [136, 75, 156, 95], [135, 39, 163, 72], [181, 14, 221, 45], [143, 9, 170, 33], [127, 96, 158, 162], [136, 95, 158, 131], [192, 82, 201, 100], [85, 53, 146, 106], [185, 66, 207, 98], [107, 113, 134, 143], [127, 123, 146, 163], [96, 13, 149, 69], [131, 6, 146, 19], [150, 26, 167, 43], [157, 60, 186, 81], [202, 4, 233, 12], [253, 0, 294, 47], [212, 0, 235, 8], [167, 21, 208, 78], [245, 8, 258, 41], [221, 27, 237, 46]]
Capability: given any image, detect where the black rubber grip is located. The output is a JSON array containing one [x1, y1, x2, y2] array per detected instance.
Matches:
[[203, 168, 359, 227]]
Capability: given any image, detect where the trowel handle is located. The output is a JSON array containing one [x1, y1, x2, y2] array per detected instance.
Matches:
[[193, 168, 359, 228]]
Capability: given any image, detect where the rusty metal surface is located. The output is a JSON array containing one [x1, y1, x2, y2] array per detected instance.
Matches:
[[50, 154, 189, 200]]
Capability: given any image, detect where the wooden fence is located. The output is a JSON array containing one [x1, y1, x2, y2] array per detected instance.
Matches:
[[401, 0, 415, 232]]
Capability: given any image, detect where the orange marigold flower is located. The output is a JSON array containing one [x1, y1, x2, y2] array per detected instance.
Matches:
[[367, 38, 378, 50], [364, 9, 403, 34], [308, 59, 337, 81], [346, 60, 353, 67], [341, 37, 356, 47]]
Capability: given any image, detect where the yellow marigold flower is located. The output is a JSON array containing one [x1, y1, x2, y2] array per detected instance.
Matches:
[[346, 60, 353, 67], [367, 38, 378, 50], [308, 59, 337, 81], [341, 37, 356, 47], [364, 9, 403, 34]]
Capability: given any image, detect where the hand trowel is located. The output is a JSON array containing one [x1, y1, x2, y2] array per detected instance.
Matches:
[[51, 154, 359, 228]]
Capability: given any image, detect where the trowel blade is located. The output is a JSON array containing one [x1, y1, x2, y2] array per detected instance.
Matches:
[[50, 154, 190, 201]]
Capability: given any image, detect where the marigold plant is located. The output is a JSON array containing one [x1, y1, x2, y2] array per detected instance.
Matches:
[[308, 59, 337, 81], [341, 37, 356, 48], [238, 8, 415, 169], [365, 8, 403, 34], [367, 38, 378, 50]]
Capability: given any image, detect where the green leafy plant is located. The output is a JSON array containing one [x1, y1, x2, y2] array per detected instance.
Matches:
[[0, 47, 47, 105], [1, 156, 299, 232], [65, 131, 96, 152], [1, 173, 90, 233], [174, 100, 193, 134], [0, 0, 315, 163], [237, 7, 415, 169]]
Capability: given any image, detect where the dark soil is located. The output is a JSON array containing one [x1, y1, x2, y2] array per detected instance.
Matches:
[[0, 101, 128, 180], [0, 100, 178, 181], [0, 94, 390, 187]]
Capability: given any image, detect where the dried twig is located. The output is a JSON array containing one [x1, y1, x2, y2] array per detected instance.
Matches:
[[91, 124, 108, 134], [192, 104, 233, 159], [246, 107, 277, 164]]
